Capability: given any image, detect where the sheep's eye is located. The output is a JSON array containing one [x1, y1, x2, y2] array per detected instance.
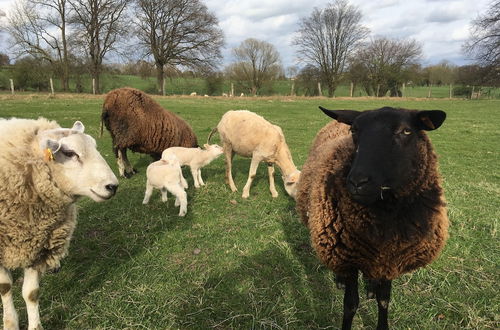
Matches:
[[350, 126, 358, 134], [402, 128, 412, 135], [61, 149, 79, 159]]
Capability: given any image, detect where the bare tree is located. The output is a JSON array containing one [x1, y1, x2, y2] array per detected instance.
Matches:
[[293, 0, 368, 97], [350, 37, 422, 97], [7, 0, 71, 90], [133, 0, 224, 95], [68, 0, 128, 94], [227, 38, 282, 95], [464, 0, 500, 66]]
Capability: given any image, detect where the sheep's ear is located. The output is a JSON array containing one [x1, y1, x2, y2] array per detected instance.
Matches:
[[71, 121, 85, 133], [203, 143, 209, 149], [415, 110, 446, 131], [39, 138, 61, 161], [319, 106, 361, 125]]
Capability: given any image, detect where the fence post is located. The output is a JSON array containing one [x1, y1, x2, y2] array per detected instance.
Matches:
[[92, 78, 96, 95], [317, 82, 322, 96], [350, 82, 354, 97], [231, 83, 234, 97], [427, 84, 432, 98], [10, 79, 14, 94], [402, 83, 406, 97], [290, 78, 295, 96], [449, 84, 452, 99], [50, 78, 54, 95]]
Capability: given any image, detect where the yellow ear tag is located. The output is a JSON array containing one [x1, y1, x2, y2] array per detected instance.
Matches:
[[44, 148, 54, 162]]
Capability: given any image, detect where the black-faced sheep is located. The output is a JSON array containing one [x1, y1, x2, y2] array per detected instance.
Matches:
[[0, 117, 118, 330], [296, 106, 449, 329], [208, 110, 300, 199], [101, 87, 198, 178]]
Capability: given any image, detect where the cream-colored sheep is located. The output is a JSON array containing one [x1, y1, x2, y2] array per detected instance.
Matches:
[[0, 117, 118, 330], [143, 154, 188, 216], [208, 110, 300, 199], [161, 144, 223, 188]]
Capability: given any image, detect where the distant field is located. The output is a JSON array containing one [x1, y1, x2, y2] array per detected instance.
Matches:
[[1, 68, 499, 98], [0, 95, 498, 329]]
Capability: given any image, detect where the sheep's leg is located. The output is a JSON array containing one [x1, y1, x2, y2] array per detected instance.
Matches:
[[338, 272, 359, 330], [0, 266, 18, 330], [190, 166, 201, 188], [142, 181, 153, 204], [117, 148, 135, 178], [242, 156, 261, 199], [180, 169, 188, 189], [267, 163, 278, 198], [22, 268, 42, 330], [168, 184, 187, 216], [374, 279, 392, 330], [224, 144, 237, 192]]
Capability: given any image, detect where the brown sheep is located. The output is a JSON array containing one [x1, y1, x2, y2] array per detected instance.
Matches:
[[296, 106, 449, 329], [101, 87, 198, 177]]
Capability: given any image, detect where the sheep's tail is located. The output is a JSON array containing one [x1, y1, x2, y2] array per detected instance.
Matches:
[[207, 126, 218, 144]]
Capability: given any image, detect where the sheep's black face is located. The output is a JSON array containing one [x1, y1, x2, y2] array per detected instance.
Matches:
[[319, 106, 446, 205]]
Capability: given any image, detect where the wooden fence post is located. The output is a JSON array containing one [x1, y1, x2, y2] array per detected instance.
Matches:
[[10, 79, 14, 94], [402, 83, 406, 97], [290, 78, 295, 96], [50, 78, 54, 95], [427, 84, 432, 98], [92, 78, 96, 95], [231, 83, 234, 97], [449, 84, 452, 99], [350, 82, 354, 97], [317, 82, 322, 96]]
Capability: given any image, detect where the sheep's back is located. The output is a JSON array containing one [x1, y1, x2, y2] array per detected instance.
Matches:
[[102, 88, 198, 155]]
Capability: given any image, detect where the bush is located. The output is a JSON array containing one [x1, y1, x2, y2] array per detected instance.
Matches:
[[453, 85, 473, 98], [12, 57, 51, 91]]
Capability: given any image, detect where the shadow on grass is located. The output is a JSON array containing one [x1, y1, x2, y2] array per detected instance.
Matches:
[[39, 184, 196, 329]]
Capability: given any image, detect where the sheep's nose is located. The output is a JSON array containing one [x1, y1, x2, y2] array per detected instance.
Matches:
[[105, 184, 118, 195], [349, 176, 371, 190]]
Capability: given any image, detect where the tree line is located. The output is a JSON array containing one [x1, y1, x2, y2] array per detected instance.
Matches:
[[0, 0, 498, 97]]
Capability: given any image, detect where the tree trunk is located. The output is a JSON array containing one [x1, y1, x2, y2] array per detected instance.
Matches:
[[156, 64, 165, 95]]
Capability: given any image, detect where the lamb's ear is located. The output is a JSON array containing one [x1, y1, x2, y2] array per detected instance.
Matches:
[[71, 121, 85, 133], [416, 110, 446, 131], [203, 143, 209, 149], [319, 106, 361, 125]]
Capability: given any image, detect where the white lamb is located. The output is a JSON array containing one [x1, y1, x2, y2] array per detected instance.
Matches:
[[143, 154, 188, 216], [161, 144, 224, 188], [208, 110, 301, 199], [0, 117, 118, 330]]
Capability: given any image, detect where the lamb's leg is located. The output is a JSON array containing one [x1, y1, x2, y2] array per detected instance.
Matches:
[[0, 266, 18, 330], [22, 268, 42, 330], [168, 184, 187, 216], [117, 148, 135, 178], [338, 272, 359, 330], [197, 169, 205, 186], [224, 144, 237, 192], [142, 181, 154, 204], [190, 166, 201, 188], [267, 163, 278, 198], [374, 279, 392, 330], [160, 188, 168, 202], [242, 156, 261, 199]]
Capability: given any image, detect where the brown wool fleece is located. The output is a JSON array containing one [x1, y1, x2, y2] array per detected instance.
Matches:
[[296, 121, 449, 280], [102, 87, 198, 158], [0, 118, 76, 273]]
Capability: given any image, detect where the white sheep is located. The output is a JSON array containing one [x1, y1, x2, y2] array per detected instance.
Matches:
[[0, 117, 118, 330], [143, 154, 188, 216], [161, 144, 223, 188], [208, 110, 300, 199]]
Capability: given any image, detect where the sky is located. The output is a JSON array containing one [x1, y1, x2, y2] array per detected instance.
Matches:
[[0, 0, 493, 68]]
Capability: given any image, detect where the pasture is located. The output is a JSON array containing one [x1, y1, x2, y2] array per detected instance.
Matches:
[[0, 94, 498, 329]]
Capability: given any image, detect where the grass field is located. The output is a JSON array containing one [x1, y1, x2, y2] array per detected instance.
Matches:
[[0, 94, 498, 329]]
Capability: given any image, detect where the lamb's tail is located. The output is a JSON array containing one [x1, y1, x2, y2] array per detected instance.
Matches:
[[207, 126, 218, 144]]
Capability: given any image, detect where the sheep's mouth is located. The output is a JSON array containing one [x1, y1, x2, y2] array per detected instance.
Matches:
[[90, 189, 113, 201]]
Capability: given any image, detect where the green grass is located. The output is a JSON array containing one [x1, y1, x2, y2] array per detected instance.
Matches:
[[0, 94, 499, 329]]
